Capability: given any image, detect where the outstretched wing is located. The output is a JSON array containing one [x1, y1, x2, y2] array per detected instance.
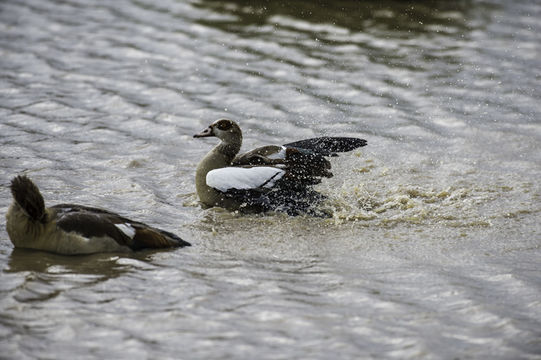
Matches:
[[224, 137, 367, 214], [284, 137, 367, 156], [233, 137, 366, 183]]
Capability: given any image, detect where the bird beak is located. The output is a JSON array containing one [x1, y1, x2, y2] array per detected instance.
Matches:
[[193, 126, 214, 138]]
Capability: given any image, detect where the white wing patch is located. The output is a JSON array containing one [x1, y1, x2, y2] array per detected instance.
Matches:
[[115, 223, 136, 239], [207, 167, 286, 192]]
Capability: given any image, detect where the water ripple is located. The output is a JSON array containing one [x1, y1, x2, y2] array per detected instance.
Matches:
[[1, 0, 541, 358]]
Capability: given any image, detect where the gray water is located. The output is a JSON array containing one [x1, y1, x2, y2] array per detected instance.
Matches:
[[1, 0, 540, 358]]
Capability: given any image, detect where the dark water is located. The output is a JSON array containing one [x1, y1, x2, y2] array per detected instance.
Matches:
[[1, 0, 540, 358]]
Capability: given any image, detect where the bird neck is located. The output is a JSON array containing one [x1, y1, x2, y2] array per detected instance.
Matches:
[[197, 139, 241, 177], [195, 139, 242, 206], [216, 139, 241, 161]]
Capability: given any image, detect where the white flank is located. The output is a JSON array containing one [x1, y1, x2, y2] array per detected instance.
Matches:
[[115, 223, 136, 239], [207, 167, 286, 191], [267, 146, 287, 160]]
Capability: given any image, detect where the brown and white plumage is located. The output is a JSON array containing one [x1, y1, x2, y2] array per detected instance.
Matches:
[[194, 119, 367, 215], [6, 175, 190, 255]]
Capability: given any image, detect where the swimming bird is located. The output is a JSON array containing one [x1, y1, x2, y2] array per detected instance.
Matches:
[[6, 175, 190, 255], [194, 119, 367, 215]]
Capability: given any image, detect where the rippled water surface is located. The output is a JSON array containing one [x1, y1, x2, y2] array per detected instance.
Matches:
[[1, 0, 540, 358]]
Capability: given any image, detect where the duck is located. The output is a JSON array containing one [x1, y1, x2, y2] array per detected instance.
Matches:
[[193, 119, 367, 215], [5, 175, 191, 255]]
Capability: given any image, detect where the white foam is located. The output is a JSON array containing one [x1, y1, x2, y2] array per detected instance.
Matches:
[[115, 223, 136, 239], [207, 167, 285, 191]]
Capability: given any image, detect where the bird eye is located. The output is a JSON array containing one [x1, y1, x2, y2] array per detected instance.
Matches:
[[216, 120, 232, 131]]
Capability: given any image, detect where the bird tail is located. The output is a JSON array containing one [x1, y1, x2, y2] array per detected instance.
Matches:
[[10, 175, 46, 223], [158, 229, 192, 248]]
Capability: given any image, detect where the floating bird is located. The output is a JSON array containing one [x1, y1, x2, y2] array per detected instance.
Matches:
[[6, 175, 190, 255], [194, 119, 367, 215]]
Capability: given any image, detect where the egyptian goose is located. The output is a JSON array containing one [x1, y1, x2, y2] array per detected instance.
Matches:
[[5, 175, 190, 255], [194, 119, 367, 214]]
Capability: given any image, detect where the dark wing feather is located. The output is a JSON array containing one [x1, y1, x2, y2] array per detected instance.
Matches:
[[53, 205, 132, 247], [51, 204, 190, 249], [284, 137, 367, 156], [283, 147, 332, 183]]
